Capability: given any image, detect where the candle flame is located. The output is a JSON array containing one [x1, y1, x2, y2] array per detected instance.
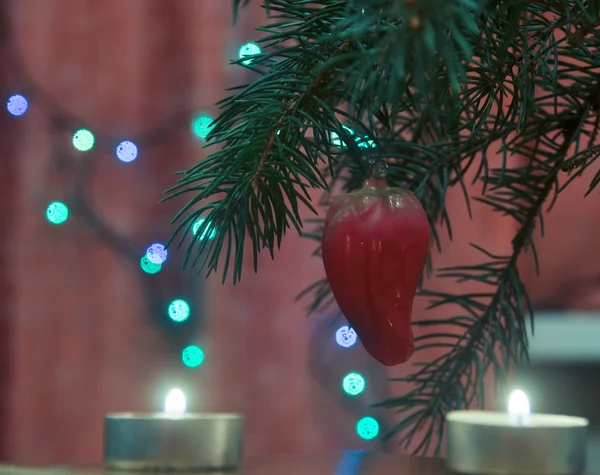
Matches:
[[164, 388, 187, 415], [508, 389, 530, 425], [508, 389, 530, 416]]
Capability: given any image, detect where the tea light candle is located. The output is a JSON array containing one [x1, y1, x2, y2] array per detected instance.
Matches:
[[446, 390, 588, 475], [104, 389, 244, 471]]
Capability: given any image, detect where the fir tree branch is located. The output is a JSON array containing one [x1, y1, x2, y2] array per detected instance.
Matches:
[[296, 0, 600, 452], [232, 0, 269, 23], [165, 3, 357, 282], [173, 0, 600, 452], [167, 0, 494, 283], [378, 122, 584, 454]]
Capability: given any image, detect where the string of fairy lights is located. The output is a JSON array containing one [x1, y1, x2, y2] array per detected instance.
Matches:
[[334, 325, 380, 441], [6, 32, 379, 441], [8, 97, 209, 368], [4, 41, 264, 374]]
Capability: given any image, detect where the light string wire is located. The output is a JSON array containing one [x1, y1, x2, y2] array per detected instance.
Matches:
[[308, 314, 390, 446]]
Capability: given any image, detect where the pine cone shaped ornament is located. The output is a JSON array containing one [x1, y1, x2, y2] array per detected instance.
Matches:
[[322, 161, 430, 366]]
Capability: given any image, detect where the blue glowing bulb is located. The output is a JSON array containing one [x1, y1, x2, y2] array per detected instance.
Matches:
[[116, 140, 138, 162], [335, 325, 358, 348], [146, 243, 168, 264], [6, 94, 28, 116], [238, 42, 261, 66]]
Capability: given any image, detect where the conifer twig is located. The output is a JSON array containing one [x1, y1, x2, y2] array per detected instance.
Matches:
[[169, 0, 600, 450]]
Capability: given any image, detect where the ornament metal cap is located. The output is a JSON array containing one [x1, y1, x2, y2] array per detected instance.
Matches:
[[370, 159, 388, 179]]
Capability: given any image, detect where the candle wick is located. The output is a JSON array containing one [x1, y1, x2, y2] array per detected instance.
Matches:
[[510, 412, 531, 427], [515, 413, 525, 426]]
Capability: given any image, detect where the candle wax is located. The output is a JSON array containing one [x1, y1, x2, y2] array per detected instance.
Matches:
[[106, 412, 241, 420], [446, 410, 588, 428]]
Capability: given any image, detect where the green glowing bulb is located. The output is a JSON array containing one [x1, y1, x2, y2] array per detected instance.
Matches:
[[238, 42, 261, 66], [182, 345, 205, 368], [140, 256, 161, 274], [356, 417, 379, 440], [192, 217, 217, 240], [331, 125, 355, 148], [72, 129, 95, 152], [46, 201, 69, 225], [357, 137, 376, 149], [168, 299, 191, 323], [192, 114, 214, 140], [330, 126, 376, 149], [342, 372, 366, 396]]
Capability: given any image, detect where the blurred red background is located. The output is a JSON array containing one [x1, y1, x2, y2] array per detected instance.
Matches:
[[1, 0, 600, 466]]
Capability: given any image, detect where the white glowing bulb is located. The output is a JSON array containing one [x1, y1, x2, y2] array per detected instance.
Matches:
[[508, 389, 531, 425], [164, 388, 187, 416]]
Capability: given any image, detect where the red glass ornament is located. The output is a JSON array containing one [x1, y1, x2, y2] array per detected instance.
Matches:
[[321, 163, 430, 366]]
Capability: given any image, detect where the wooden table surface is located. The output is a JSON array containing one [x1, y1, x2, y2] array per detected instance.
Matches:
[[0, 452, 447, 475]]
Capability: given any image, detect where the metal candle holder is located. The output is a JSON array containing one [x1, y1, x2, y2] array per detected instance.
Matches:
[[104, 413, 244, 472], [445, 410, 588, 475]]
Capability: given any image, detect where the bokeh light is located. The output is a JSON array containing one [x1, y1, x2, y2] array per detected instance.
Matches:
[[146, 243, 168, 264], [335, 325, 358, 348], [182, 345, 205, 368], [140, 256, 161, 274], [330, 126, 376, 150], [192, 217, 217, 240], [192, 114, 214, 141], [116, 140, 138, 162], [6, 94, 28, 116], [168, 299, 191, 323], [357, 137, 376, 149], [45, 201, 69, 225], [72, 129, 95, 152], [238, 42, 261, 66], [342, 372, 366, 396], [356, 417, 379, 440], [331, 125, 355, 148]]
